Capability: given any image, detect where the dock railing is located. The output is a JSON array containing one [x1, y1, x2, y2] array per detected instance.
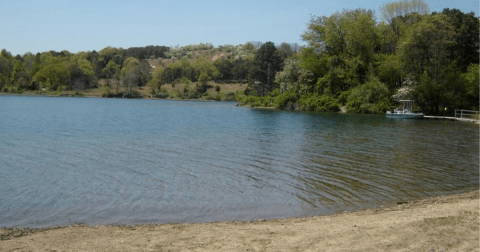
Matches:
[[455, 109, 479, 120]]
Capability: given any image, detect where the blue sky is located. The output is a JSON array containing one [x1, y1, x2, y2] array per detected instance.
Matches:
[[0, 0, 478, 55]]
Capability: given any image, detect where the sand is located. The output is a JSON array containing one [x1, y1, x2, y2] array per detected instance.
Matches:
[[1, 190, 478, 251]]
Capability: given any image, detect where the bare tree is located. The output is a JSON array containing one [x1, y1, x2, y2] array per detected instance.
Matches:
[[277, 42, 294, 61], [249, 41, 264, 49], [380, 0, 429, 23], [123, 70, 138, 92], [290, 43, 301, 53]]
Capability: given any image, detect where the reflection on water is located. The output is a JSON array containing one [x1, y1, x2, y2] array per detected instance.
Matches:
[[0, 95, 478, 228]]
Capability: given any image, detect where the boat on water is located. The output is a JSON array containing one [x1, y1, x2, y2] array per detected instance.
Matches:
[[386, 100, 424, 119]]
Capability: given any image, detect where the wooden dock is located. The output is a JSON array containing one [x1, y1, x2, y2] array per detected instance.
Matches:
[[423, 115, 479, 124]]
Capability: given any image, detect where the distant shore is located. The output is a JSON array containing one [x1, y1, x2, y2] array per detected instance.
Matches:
[[3, 92, 480, 124], [1, 190, 478, 251], [0, 91, 235, 102]]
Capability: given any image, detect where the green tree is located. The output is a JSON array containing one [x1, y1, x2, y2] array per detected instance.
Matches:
[[192, 56, 219, 82], [32, 55, 71, 91], [20, 53, 42, 90], [178, 57, 196, 81], [462, 64, 479, 110], [11, 61, 29, 89], [99, 46, 125, 64], [102, 61, 121, 93], [302, 9, 379, 95], [0, 49, 14, 90], [138, 60, 152, 86], [276, 42, 295, 62], [275, 56, 317, 97], [69, 57, 96, 92], [242, 42, 256, 51], [121, 57, 151, 92], [398, 14, 456, 82], [375, 53, 404, 90], [440, 9, 479, 72], [161, 63, 183, 84], [147, 68, 165, 95], [252, 41, 281, 96], [213, 58, 233, 83], [275, 58, 301, 93], [196, 72, 210, 94], [231, 58, 253, 83], [121, 57, 141, 92], [344, 77, 391, 113]]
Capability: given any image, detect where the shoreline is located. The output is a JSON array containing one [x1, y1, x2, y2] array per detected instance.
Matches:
[[2, 190, 478, 251], [3, 93, 479, 123], [0, 92, 239, 103]]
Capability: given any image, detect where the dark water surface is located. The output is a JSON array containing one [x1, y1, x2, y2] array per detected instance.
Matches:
[[0, 95, 478, 228]]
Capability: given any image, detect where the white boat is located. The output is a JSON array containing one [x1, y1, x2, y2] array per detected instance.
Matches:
[[386, 100, 424, 119]]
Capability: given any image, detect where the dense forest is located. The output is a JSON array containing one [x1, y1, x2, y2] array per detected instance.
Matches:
[[238, 3, 479, 115], [0, 0, 478, 115]]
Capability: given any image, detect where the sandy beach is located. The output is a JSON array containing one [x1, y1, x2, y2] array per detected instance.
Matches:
[[1, 190, 478, 251]]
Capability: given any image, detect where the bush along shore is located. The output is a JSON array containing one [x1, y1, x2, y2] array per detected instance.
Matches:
[[0, 81, 244, 102]]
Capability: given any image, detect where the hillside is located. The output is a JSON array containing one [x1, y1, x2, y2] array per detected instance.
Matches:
[[0, 1, 478, 115]]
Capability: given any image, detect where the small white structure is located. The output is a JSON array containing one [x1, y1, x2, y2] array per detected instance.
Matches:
[[386, 100, 424, 119]]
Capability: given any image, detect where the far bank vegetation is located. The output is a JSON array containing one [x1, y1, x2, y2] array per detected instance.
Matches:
[[0, 0, 478, 115]]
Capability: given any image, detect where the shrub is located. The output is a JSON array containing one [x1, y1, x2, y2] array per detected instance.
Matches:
[[345, 78, 391, 114], [57, 85, 67, 92], [202, 92, 222, 101], [123, 91, 142, 98], [154, 87, 169, 98], [223, 91, 236, 101], [272, 90, 298, 109], [105, 91, 142, 98], [297, 94, 339, 112], [1, 85, 22, 94], [101, 86, 111, 97], [236, 94, 271, 107], [168, 89, 182, 99]]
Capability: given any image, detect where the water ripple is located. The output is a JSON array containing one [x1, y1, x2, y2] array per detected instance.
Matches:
[[0, 96, 478, 228]]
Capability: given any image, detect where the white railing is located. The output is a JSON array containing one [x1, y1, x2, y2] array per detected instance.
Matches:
[[393, 107, 412, 114], [455, 109, 479, 120]]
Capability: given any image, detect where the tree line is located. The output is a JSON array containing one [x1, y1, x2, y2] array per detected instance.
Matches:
[[239, 2, 479, 116], [0, 1, 478, 115], [0, 45, 169, 94], [0, 40, 301, 98], [146, 41, 299, 98]]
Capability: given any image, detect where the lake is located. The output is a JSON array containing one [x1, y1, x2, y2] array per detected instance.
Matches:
[[0, 95, 478, 228]]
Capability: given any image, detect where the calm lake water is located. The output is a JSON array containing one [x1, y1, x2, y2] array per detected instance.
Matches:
[[0, 95, 478, 228]]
